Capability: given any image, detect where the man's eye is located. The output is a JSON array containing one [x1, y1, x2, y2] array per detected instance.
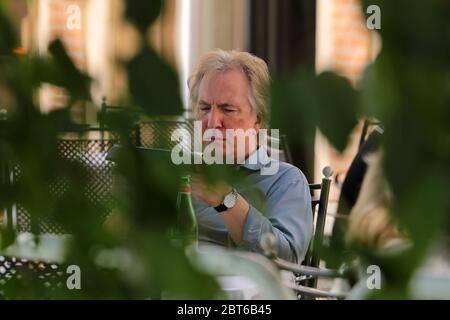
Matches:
[[200, 106, 210, 112], [223, 108, 235, 113]]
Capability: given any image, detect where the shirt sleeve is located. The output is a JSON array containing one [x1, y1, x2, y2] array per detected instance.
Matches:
[[237, 171, 313, 263]]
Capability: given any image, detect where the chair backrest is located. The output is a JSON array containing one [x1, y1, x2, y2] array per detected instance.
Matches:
[[133, 118, 195, 150], [133, 119, 287, 161], [302, 166, 333, 288], [0, 254, 67, 299], [329, 125, 384, 266], [10, 136, 115, 234], [99, 99, 295, 163], [358, 119, 382, 151], [99, 98, 194, 150]]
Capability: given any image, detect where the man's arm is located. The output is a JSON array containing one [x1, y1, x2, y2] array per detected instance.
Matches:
[[238, 177, 313, 263], [192, 169, 313, 263]]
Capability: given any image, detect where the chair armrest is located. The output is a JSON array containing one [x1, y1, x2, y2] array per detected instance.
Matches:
[[325, 213, 349, 220], [273, 258, 346, 278], [284, 281, 348, 299]]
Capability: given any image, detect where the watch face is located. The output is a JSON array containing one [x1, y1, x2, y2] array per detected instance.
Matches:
[[223, 190, 237, 208]]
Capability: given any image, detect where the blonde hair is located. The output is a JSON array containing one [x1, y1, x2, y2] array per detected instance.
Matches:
[[346, 153, 404, 249], [188, 49, 270, 128]]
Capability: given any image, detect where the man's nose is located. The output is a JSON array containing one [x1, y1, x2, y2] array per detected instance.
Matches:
[[207, 106, 223, 128]]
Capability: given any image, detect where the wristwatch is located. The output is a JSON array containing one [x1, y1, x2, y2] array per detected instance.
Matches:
[[214, 189, 238, 212]]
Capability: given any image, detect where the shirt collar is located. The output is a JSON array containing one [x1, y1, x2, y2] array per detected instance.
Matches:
[[240, 145, 272, 171]]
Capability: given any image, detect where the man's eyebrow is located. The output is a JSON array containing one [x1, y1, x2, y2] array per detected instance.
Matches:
[[198, 100, 239, 109], [218, 103, 238, 108]]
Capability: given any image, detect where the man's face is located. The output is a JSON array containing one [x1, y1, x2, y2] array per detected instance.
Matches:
[[197, 69, 260, 161]]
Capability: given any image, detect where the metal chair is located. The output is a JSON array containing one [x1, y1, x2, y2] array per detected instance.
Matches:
[[8, 133, 116, 235], [358, 119, 382, 151], [260, 166, 351, 299], [304, 167, 333, 267], [99, 97, 194, 150], [0, 254, 68, 299], [300, 166, 333, 289], [328, 124, 384, 270], [260, 231, 349, 299]]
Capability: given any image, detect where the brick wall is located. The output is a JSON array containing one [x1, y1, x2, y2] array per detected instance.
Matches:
[[330, 0, 373, 83], [315, 0, 379, 201]]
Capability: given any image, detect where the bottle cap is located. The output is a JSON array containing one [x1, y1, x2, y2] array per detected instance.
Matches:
[[180, 175, 191, 192]]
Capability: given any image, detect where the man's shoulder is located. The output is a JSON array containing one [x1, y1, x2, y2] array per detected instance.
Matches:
[[261, 161, 310, 198], [273, 161, 309, 184]]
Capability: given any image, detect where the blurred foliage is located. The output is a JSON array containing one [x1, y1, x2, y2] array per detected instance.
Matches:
[[0, 0, 219, 299], [271, 68, 359, 152], [124, 0, 163, 35], [271, 0, 450, 298], [126, 45, 183, 116], [1, 0, 449, 300], [0, 2, 17, 55]]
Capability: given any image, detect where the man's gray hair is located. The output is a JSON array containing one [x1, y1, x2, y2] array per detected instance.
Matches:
[[188, 49, 270, 128]]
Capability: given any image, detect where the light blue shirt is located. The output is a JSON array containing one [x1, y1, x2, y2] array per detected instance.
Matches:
[[192, 146, 313, 263]]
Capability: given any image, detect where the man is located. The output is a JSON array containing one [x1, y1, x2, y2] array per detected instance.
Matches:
[[188, 49, 312, 263]]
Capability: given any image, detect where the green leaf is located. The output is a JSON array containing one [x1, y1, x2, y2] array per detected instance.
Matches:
[[362, 0, 450, 68], [360, 54, 400, 123], [389, 166, 450, 254], [0, 3, 17, 54], [125, 0, 163, 34], [48, 39, 91, 102], [271, 69, 358, 152], [313, 72, 359, 151], [126, 45, 183, 116]]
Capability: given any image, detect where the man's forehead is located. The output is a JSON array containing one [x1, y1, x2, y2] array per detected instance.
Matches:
[[199, 69, 249, 102], [199, 90, 239, 104]]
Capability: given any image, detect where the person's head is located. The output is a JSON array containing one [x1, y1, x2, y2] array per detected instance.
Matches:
[[188, 49, 270, 161]]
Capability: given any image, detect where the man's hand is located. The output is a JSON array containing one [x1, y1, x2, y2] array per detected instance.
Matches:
[[190, 174, 232, 207], [190, 173, 250, 245]]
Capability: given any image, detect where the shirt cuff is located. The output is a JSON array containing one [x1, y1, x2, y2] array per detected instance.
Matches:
[[237, 205, 265, 251]]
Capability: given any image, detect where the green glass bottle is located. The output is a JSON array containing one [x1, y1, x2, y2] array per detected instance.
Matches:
[[171, 175, 198, 248]]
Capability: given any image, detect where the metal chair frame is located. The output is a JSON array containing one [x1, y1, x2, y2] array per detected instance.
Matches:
[[260, 166, 350, 299]]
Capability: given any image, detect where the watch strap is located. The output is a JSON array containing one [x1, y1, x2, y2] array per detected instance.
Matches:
[[214, 203, 228, 212]]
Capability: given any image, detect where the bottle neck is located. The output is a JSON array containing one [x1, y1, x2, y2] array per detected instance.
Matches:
[[179, 185, 191, 193], [179, 175, 191, 193]]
